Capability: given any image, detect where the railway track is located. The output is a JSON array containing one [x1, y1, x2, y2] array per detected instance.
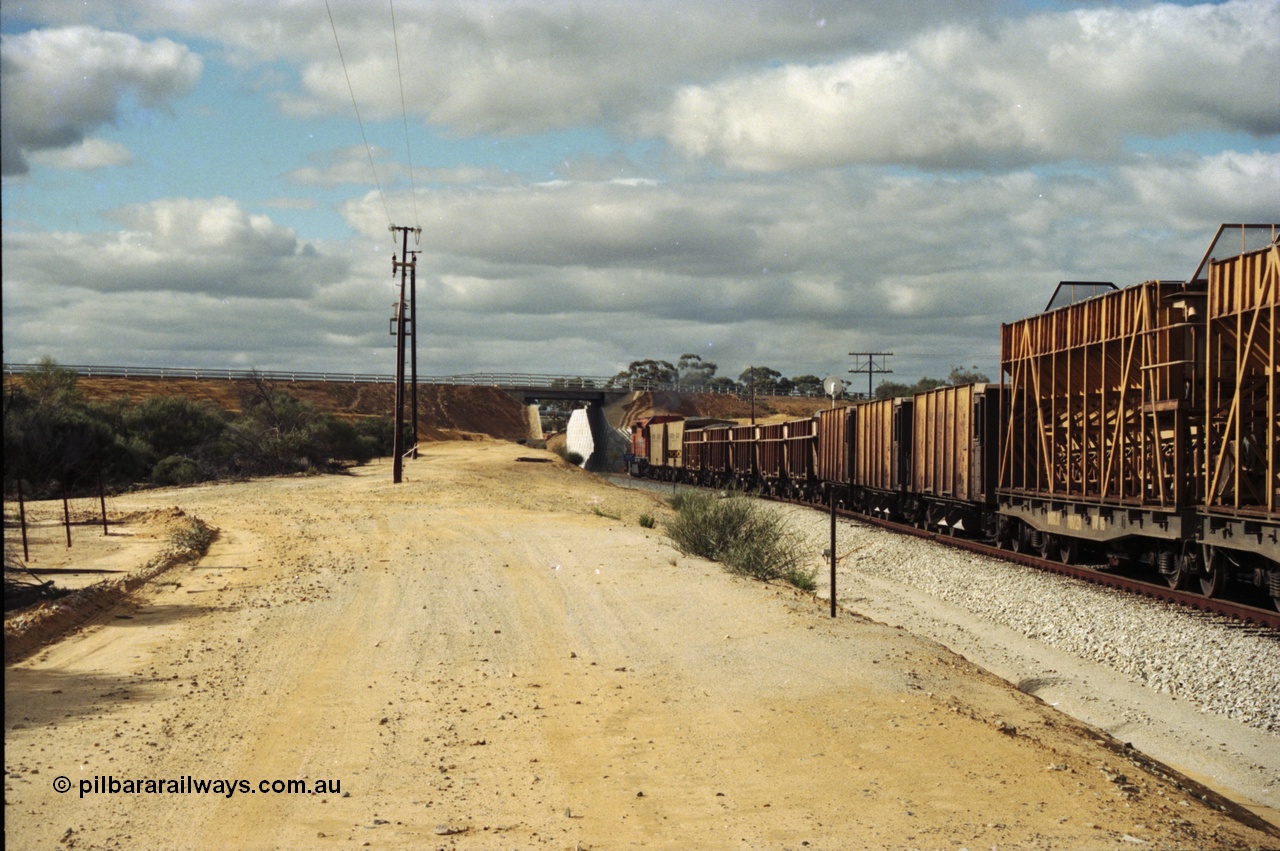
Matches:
[[609, 475, 1280, 629], [839, 507, 1280, 629]]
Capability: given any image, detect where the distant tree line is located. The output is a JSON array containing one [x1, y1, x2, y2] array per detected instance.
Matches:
[[872, 366, 990, 399], [608, 355, 990, 399], [3, 358, 397, 499], [609, 354, 825, 397]]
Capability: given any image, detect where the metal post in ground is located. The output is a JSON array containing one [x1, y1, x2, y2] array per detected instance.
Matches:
[[17, 473, 30, 562], [830, 487, 837, 618], [61, 467, 71, 548], [97, 460, 108, 535]]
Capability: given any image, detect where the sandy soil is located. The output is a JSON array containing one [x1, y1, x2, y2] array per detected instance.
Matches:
[[5, 440, 1278, 849], [5, 505, 181, 593]]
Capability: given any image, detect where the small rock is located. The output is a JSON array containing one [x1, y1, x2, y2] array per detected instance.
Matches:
[[434, 824, 466, 836]]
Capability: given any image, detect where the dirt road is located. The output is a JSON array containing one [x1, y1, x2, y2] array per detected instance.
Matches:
[[6, 441, 1278, 849]]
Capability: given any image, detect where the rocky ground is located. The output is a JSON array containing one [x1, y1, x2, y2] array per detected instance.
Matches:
[[5, 440, 1279, 849]]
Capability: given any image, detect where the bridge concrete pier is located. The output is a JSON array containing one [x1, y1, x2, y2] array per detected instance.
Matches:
[[526, 404, 544, 441], [564, 402, 629, 472], [585, 403, 609, 472]]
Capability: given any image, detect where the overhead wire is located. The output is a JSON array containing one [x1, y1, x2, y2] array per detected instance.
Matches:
[[323, 0, 393, 231], [389, 0, 421, 236]]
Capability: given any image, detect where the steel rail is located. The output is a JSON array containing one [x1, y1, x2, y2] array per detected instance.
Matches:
[[654, 484, 1280, 629], [608, 476, 1280, 627]]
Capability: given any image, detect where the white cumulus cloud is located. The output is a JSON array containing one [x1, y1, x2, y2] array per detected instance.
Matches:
[[1, 26, 202, 175], [27, 137, 133, 171], [4, 197, 344, 298], [656, 0, 1280, 170]]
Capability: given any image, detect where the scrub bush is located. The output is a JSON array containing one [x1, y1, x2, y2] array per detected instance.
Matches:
[[664, 490, 815, 590]]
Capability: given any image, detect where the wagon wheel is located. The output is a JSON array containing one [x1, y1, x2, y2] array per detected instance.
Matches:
[[1057, 536, 1078, 565], [1199, 544, 1227, 598], [984, 513, 1000, 542], [995, 517, 1015, 550], [1007, 521, 1027, 553], [1039, 532, 1057, 561], [1159, 543, 1195, 591]]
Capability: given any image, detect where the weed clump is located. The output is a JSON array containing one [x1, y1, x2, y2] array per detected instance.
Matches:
[[664, 490, 815, 590], [169, 516, 215, 557]]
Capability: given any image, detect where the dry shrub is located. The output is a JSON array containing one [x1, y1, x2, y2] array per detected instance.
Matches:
[[665, 490, 815, 590]]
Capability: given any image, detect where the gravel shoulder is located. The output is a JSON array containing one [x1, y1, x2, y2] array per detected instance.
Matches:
[[5, 441, 1279, 849]]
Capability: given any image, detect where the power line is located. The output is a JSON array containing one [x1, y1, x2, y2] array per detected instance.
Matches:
[[389, 0, 420, 233], [324, 0, 392, 230]]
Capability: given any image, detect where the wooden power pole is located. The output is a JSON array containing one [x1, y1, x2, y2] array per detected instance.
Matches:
[[848, 352, 893, 400], [390, 225, 421, 482]]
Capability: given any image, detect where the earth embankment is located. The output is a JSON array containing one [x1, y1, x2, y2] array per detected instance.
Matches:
[[40, 375, 531, 441], [611, 391, 840, 429]]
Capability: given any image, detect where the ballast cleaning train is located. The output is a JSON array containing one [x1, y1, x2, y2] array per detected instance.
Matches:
[[625, 225, 1280, 610]]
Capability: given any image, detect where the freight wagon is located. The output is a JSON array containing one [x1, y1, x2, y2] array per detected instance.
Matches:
[[851, 397, 912, 521], [997, 277, 1201, 565], [1195, 227, 1279, 599], [908, 383, 1004, 538]]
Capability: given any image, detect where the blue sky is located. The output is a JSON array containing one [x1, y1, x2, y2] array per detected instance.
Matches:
[[2, 0, 1277, 385]]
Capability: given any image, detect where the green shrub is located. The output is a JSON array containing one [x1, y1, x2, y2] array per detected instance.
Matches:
[[151, 455, 202, 486], [664, 490, 815, 590], [564, 451, 584, 466], [353, 416, 397, 458], [638, 513, 656, 529], [123, 396, 227, 459], [668, 488, 700, 512]]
